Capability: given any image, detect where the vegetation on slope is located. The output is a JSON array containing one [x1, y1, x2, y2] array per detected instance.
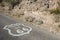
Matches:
[[0, 0, 22, 9], [50, 8, 60, 15]]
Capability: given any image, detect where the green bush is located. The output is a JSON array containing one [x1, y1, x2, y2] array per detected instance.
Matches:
[[58, 25, 60, 28], [50, 8, 60, 15], [3, 0, 21, 9], [0, 3, 5, 7], [0, 0, 3, 3]]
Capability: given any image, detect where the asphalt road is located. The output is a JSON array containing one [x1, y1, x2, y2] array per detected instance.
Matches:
[[0, 13, 60, 40]]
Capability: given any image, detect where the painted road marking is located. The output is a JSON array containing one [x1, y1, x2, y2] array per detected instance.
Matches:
[[3, 23, 32, 36]]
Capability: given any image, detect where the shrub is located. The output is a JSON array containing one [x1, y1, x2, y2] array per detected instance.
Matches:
[[0, 0, 3, 3], [0, 3, 5, 7], [58, 25, 60, 28], [35, 19, 43, 25], [50, 8, 60, 15], [3, 0, 22, 9]]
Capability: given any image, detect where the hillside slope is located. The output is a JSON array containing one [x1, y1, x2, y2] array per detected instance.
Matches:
[[0, 0, 60, 34]]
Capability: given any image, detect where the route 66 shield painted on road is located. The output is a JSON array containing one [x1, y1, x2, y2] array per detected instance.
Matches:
[[3, 23, 32, 36]]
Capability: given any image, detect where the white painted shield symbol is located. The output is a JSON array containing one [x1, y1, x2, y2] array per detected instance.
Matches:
[[3, 23, 32, 36]]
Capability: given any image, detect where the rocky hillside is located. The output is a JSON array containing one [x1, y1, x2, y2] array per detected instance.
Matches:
[[0, 0, 60, 34], [0, 0, 59, 12]]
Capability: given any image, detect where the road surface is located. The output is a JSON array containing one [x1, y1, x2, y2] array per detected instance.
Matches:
[[0, 13, 60, 40]]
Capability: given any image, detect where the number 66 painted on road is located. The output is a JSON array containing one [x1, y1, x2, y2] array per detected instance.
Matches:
[[3, 23, 32, 36]]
